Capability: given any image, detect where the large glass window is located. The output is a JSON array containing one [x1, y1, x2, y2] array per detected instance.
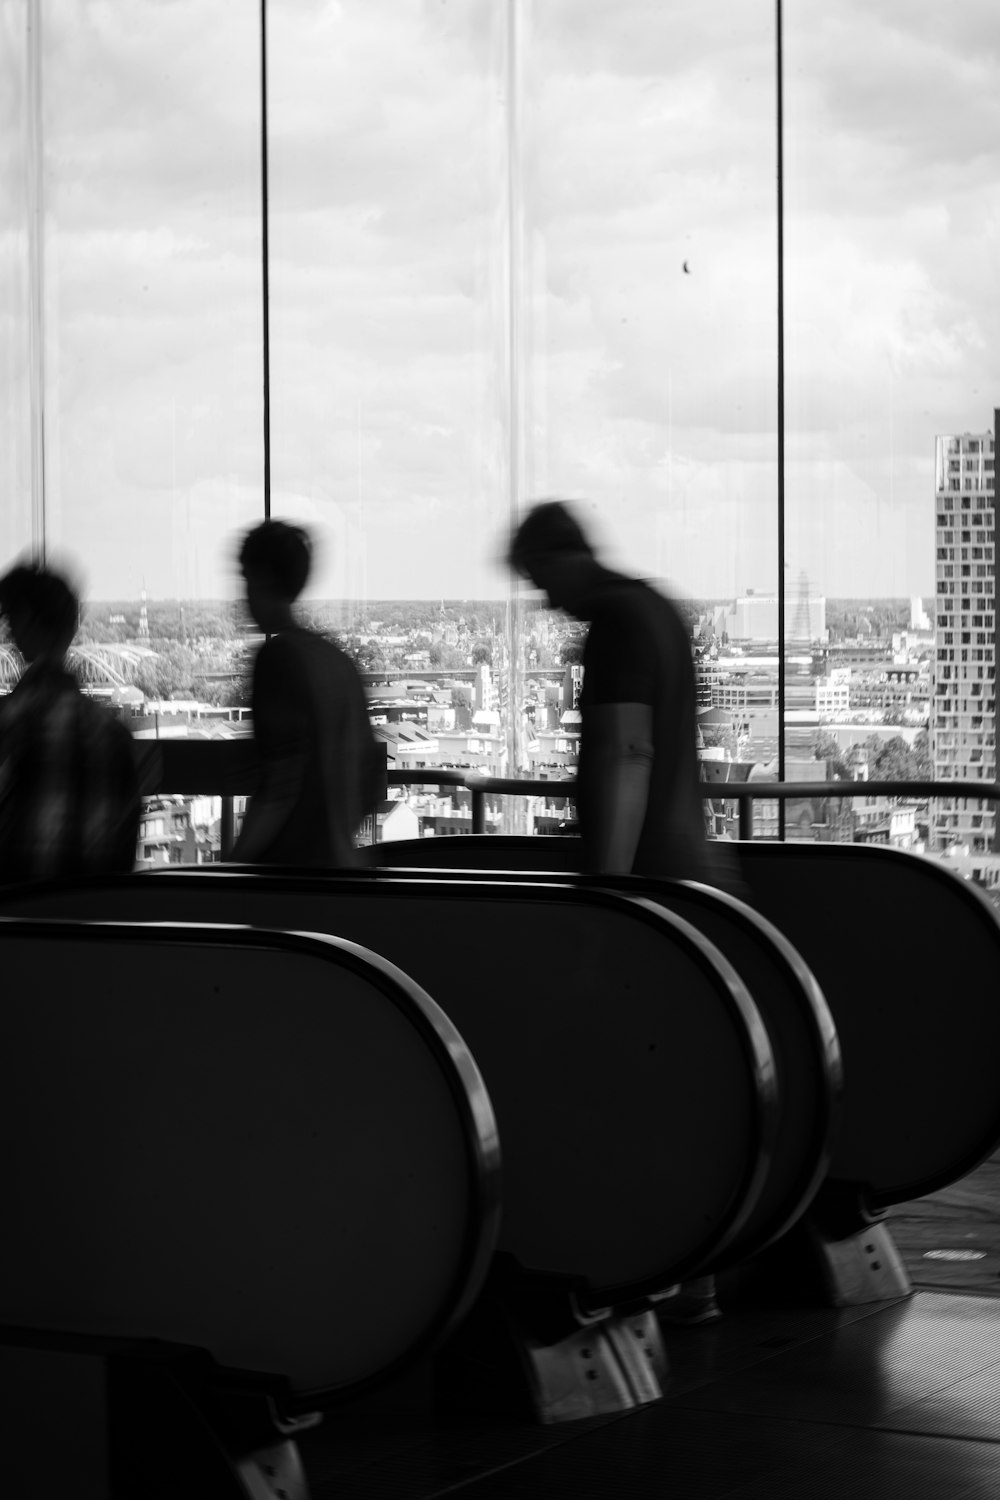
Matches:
[[4, 0, 997, 869], [785, 2, 999, 858], [267, 1, 510, 615], [512, 0, 777, 832], [0, 1, 32, 571], [267, 0, 513, 831], [38, 0, 264, 606]]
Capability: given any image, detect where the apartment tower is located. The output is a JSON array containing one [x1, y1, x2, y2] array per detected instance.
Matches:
[[931, 413, 998, 852]]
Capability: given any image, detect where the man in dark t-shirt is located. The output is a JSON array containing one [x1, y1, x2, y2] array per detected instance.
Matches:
[[508, 500, 735, 888], [508, 500, 734, 1325], [232, 522, 380, 868], [579, 572, 716, 882]]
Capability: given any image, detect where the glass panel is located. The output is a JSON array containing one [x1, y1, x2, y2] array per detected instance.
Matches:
[[784, 4, 998, 869], [32, 1, 266, 864], [267, 0, 510, 835], [266, 9, 509, 604], [0, 0, 32, 595], [39, 0, 264, 672], [514, 0, 778, 827]]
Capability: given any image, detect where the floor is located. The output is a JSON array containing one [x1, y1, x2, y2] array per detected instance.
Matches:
[[293, 1152, 1000, 1498], [890, 1150, 1000, 1296], [299, 1294, 1000, 1499]]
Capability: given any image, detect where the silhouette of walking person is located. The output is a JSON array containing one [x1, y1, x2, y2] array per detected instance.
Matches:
[[232, 521, 381, 867], [507, 499, 740, 890], [0, 561, 140, 881], [507, 502, 741, 1327]]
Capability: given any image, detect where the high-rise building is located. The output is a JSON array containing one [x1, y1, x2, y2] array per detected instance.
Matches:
[[930, 415, 998, 853]]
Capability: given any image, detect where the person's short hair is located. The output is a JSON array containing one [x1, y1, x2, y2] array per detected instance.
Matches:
[[507, 500, 594, 578], [239, 521, 312, 601], [0, 562, 79, 650]]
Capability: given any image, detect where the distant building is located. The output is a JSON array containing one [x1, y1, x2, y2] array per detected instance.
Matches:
[[562, 663, 584, 712], [910, 596, 931, 631], [137, 797, 201, 866], [851, 795, 918, 851], [373, 800, 420, 842], [931, 418, 998, 853], [815, 674, 851, 718], [715, 592, 827, 644], [847, 663, 930, 718]]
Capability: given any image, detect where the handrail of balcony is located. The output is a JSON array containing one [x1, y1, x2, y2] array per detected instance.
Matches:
[[134, 742, 999, 848], [385, 772, 1000, 839]]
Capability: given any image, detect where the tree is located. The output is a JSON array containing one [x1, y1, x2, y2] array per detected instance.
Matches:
[[471, 644, 492, 667], [814, 730, 850, 781], [868, 734, 923, 783], [559, 638, 584, 666], [133, 641, 199, 701], [220, 643, 255, 709], [429, 641, 464, 670], [341, 636, 386, 674]]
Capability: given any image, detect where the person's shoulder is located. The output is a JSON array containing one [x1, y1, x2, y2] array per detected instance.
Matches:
[[76, 696, 137, 757], [591, 574, 672, 629], [256, 629, 314, 676], [302, 630, 359, 672], [623, 578, 688, 633], [283, 629, 366, 690], [76, 691, 128, 728]]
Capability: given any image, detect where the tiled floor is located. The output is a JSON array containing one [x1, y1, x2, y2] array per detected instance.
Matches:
[[299, 1293, 1000, 1499], [294, 1157, 1000, 1499], [890, 1148, 1000, 1294]]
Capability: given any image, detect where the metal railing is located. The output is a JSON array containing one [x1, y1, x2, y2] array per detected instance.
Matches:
[[385, 770, 1000, 841], [135, 741, 999, 856]]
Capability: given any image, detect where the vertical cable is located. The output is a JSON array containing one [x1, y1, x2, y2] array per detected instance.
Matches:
[[259, 0, 272, 519], [26, 0, 46, 563], [775, 0, 787, 835]]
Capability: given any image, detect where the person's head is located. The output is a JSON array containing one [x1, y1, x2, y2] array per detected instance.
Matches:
[[506, 500, 600, 618], [0, 562, 79, 663], [238, 520, 312, 631]]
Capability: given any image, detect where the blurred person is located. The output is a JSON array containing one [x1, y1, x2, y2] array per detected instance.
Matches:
[[507, 499, 742, 1327], [232, 520, 381, 867], [0, 562, 141, 882], [507, 500, 741, 891]]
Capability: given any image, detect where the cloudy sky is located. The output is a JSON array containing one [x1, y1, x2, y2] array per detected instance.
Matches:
[[2, 0, 999, 603]]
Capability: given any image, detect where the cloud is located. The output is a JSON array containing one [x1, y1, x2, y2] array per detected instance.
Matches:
[[2, 0, 997, 600]]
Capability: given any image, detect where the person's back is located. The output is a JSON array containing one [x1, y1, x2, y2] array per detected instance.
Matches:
[[508, 501, 745, 897], [0, 564, 140, 883], [233, 521, 380, 868], [579, 571, 712, 881], [250, 625, 377, 867]]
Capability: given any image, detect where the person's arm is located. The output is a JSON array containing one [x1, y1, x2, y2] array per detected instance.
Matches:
[[580, 702, 654, 874], [230, 642, 307, 862]]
